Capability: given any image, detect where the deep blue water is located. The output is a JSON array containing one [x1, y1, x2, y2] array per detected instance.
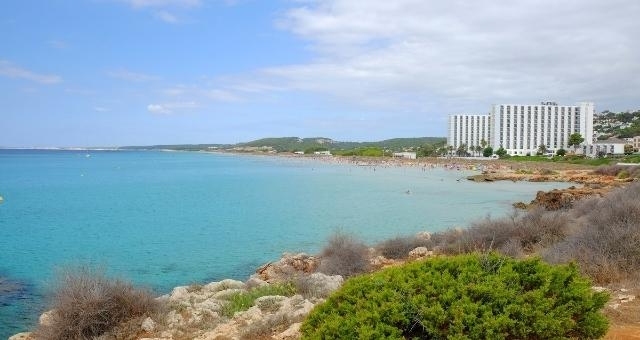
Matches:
[[0, 150, 570, 336]]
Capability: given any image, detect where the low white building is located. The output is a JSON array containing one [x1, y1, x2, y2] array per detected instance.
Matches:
[[314, 150, 332, 156], [392, 152, 417, 159], [633, 136, 640, 151], [577, 138, 626, 157]]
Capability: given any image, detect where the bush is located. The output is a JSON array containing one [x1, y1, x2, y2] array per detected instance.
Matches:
[[220, 282, 296, 317], [317, 231, 370, 277], [433, 209, 570, 257], [543, 183, 640, 284], [301, 254, 609, 339], [34, 267, 159, 340], [375, 236, 431, 260]]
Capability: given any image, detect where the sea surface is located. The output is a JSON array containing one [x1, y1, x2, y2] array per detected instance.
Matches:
[[0, 150, 571, 336]]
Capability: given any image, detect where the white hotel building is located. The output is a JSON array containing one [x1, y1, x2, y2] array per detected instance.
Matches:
[[448, 101, 595, 156]]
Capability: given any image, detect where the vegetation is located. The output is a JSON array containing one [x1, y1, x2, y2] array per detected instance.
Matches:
[[495, 147, 507, 158], [317, 231, 370, 277], [34, 268, 160, 340], [220, 283, 296, 317], [482, 146, 493, 157], [376, 235, 430, 260], [302, 254, 609, 339], [331, 146, 385, 157], [556, 148, 566, 156]]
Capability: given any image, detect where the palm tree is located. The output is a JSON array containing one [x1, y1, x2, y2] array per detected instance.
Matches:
[[475, 145, 483, 157]]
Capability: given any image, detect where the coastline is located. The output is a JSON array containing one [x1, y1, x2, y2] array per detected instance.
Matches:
[[8, 152, 638, 339]]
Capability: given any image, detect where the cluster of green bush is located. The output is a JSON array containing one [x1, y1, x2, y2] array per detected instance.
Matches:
[[302, 254, 609, 339]]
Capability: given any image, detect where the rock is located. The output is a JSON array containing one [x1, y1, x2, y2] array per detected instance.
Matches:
[[617, 294, 636, 303], [204, 279, 246, 293], [165, 310, 186, 329], [256, 253, 319, 283], [512, 201, 528, 209], [370, 255, 395, 269], [592, 286, 609, 293], [39, 309, 55, 326], [245, 277, 268, 289], [274, 322, 302, 340], [296, 273, 343, 299], [212, 288, 245, 300], [416, 231, 431, 241], [8, 332, 33, 340], [141, 316, 157, 333], [255, 295, 287, 312], [170, 286, 190, 302], [408, 247, 433, 260]]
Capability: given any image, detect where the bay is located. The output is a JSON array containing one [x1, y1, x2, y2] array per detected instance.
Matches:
[[0, 150, 570, 336]]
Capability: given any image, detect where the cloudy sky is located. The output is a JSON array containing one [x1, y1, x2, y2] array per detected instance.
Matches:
[[1, 0, 639, 147]]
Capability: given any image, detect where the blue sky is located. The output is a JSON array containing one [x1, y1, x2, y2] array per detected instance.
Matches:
[[1, 0, 639, 147]]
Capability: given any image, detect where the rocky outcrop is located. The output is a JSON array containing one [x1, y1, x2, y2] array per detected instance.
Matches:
[[255, 253, 319, 283], [526, 185, 609, 210]]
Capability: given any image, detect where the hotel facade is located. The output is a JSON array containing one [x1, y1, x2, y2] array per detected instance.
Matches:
[[448, 101, 595, 156]]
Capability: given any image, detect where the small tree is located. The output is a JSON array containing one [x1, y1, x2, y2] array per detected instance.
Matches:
[[456, 143, 468, 157], [495, 147, 507, 158], [475, 145, 483, 157], [568, 133, 585, 153], [482, 146, 494, 157], [537, 144, 548, 156], [624, 144, 634, 155], [556, 148, 567, 156]]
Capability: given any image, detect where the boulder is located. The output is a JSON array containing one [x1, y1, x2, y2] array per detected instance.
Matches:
[[255, 253, 319, 282], [39, 309, 55, 326], [8, 333, 33, 340], [203, 279, 245, 293], [408, 246, 433, 260], [296, 273, 343, 299]]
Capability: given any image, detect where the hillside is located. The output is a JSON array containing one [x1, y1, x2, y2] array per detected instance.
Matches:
[[237, 136, 446, 152], [121, 137, 446, 153]]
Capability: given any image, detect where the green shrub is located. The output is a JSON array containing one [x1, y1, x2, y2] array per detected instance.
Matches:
[[301, 254, 608, 340], [220, 282, 296, 317]]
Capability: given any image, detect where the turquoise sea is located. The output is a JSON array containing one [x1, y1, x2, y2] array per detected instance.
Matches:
[[0, 150, 571, 336]]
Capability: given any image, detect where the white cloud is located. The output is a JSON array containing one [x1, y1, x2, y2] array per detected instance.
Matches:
[[94, 106, 110, 112], [253, 0, 640, 112], [147, 101, 198, 114], [0, 60, 62, 84], [154, 10, 178, 23], [107, 69, 159, 82]]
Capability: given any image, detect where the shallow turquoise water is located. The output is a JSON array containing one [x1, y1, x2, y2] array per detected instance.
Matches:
[[0, 150, 570, 336]]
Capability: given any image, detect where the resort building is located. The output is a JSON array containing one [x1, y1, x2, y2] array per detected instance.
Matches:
[[577, 138, 627, 157], [447, 114, 491, 152], [633, 136, 640, 151], [448, 101, 595, 156]]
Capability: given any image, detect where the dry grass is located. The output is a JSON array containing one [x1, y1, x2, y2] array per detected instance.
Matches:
[[33, 267, 160, 340], [543, 183, 640, 284], [317, 231, 370, 277], [375, 235, 431, 260]]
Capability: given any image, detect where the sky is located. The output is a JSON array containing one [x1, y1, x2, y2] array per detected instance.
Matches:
[[1, 0, 639, 147]]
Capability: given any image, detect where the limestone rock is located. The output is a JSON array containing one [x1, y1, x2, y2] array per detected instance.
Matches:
[[296, 273, 343, 299], [408, 246, 433, 260], [141, 316, 157, 333], [245, 277, 268, 289], [274, 322, 302, 340], [255, 253, 319, 283], [39, 309, 55, 326], [416, 231, 431, 241], [8, 332, 33, 340], [204, 279, 246, 293], [169, 286, 190, 302]]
